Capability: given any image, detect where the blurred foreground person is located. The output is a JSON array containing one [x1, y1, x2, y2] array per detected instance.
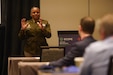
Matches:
[[80, 14, 113, 75]]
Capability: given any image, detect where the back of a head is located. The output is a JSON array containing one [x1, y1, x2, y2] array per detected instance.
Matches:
[[80, 17, 95, 34], [100, 14, 113, 38]]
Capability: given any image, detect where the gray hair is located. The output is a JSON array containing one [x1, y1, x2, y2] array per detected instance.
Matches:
[[100, 14, 113, 38]]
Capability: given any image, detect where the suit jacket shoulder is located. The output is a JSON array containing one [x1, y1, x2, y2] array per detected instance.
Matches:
[[49, 36, 96, 67]]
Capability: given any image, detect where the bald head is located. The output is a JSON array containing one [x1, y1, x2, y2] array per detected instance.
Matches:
[[80, 17, 95, 34]]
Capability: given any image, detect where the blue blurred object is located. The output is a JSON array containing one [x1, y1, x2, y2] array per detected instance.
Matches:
[[62, 66, 80, 73], [38, 65, 80, 73]]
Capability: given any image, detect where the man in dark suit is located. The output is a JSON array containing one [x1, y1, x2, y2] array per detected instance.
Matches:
[[49, 16, 96, 67]]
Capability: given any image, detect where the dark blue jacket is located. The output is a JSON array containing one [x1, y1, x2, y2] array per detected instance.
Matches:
[[49, 36, 96, 67]]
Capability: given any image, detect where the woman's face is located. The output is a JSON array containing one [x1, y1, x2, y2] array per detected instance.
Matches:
[[30, 7, 40, 20]]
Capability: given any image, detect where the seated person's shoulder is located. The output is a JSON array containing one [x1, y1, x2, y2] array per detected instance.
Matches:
[[69, 42, 82, 50], [88, 40, 103, 48], [71, 40, 84, 46], [85, 40, 104, 53]]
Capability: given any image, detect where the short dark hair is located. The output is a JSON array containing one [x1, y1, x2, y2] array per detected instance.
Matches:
[[30, 6, 40, 12], [100, 14, 113, 38], [80, 17, 95, 34]]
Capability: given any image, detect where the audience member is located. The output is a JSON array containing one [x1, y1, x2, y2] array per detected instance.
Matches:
[[49, 16, 96, 67], [80, 14, 113, 75]]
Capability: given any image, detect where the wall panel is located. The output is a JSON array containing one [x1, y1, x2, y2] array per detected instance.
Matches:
[[90, 0, 113, 40], [40, 0, 88, 45]]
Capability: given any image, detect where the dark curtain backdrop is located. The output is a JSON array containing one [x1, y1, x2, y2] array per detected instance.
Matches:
[[1, 0, 40, 75]]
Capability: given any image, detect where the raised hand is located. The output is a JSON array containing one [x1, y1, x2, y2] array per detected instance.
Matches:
[[37, 19, 44, 30], [21, 18, 29, 30]]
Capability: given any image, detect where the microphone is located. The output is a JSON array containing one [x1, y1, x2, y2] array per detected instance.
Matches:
[[37, 21, 40, 25], [37, 19, 41, 24], [37, 20, 44, 29], [37, 19, 46, 29]]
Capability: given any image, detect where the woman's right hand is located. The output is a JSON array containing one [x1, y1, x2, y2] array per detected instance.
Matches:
[[21, 18, 28, 30]]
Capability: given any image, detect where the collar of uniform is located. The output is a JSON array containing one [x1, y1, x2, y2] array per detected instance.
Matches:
[[32, 19, 39, 23]]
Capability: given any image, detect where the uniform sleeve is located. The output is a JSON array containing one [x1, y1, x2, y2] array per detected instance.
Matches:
[[18, 20, 31, 40], [18, 29, 28, 40], [42, 21, 51, 38]]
